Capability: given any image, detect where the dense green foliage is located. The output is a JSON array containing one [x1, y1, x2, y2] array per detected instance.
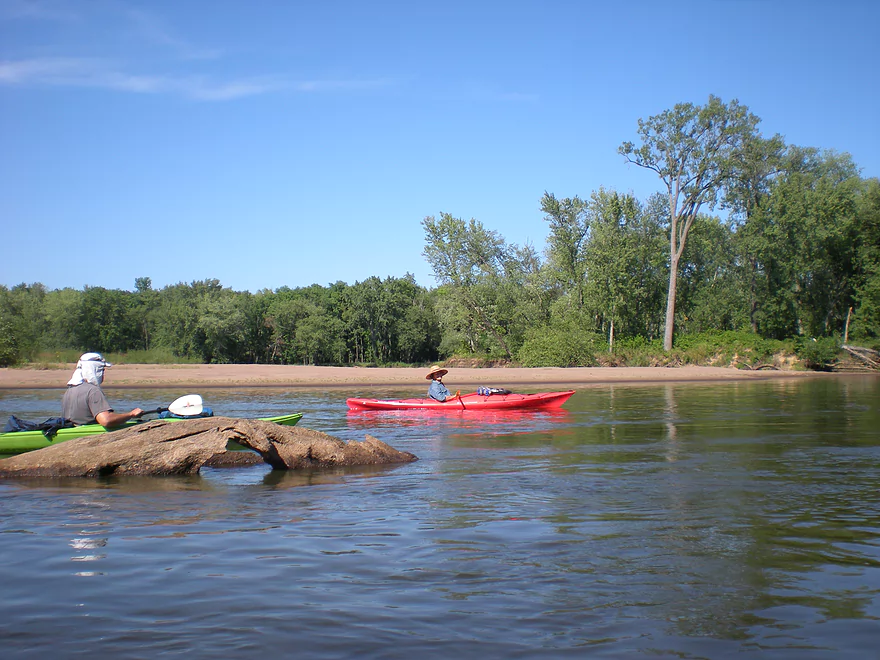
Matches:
[[2, 97, 877, 369], [0, 276, 441, 367]]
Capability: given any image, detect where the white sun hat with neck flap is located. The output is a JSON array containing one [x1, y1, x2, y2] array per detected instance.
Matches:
[[67, 352, 113, 386]]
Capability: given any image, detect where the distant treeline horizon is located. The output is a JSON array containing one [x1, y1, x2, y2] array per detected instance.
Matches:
[[2, 97, 878, 369]]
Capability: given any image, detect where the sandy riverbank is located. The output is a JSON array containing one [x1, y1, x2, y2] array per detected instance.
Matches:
[[0, 363, 834, 390]]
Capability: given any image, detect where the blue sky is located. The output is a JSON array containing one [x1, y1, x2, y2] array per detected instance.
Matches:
[[2, 0, 878, 293]]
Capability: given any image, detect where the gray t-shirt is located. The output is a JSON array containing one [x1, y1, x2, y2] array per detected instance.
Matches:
[[61, 383, 113, 425]]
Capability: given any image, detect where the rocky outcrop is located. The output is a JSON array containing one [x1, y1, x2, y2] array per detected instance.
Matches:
[[0, 417, 418, 478]]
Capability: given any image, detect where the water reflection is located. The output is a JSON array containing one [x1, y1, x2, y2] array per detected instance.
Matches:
[[64, 496, 112, 576], [346, 407, 572, 429], [70, 536, 107, 567], [663, 384, 680, 461], [261, 463, 410, 488], [6, 475, 209, 492]]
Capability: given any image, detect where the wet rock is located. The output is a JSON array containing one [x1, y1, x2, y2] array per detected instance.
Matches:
[[0, 417, 418, 478]]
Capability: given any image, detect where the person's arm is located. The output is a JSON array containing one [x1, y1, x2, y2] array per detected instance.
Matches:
[[87, 387, 143, 427], [95, 408, 144, 427]]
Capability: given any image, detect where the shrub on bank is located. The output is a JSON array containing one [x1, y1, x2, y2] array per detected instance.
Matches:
[[517, 330, 804, 370], [611, 336, 665, 367], [670, 330, 790, 368], [518, 326, 604, 367], [793, 336, 841, 371]]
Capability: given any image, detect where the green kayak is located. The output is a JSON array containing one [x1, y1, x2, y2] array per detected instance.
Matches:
[[0, 413, 303, 455]]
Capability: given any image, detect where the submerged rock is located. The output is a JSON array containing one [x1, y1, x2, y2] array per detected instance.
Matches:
[[0, 417, 418, 478]]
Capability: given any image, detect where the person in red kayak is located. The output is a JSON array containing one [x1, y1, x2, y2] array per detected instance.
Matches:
[[61, 352, 144, 426], [426, 365, 455, 401]]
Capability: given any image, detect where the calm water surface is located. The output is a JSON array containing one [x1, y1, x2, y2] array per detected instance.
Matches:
[[1, 377, 878, 659]]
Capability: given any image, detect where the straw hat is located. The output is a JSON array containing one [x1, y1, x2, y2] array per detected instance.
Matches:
[[425, 365, 448, 380]]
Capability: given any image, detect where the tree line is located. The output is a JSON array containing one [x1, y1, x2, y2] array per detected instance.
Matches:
[[2, 96, 878, 368], [0, 275, 441, 367]]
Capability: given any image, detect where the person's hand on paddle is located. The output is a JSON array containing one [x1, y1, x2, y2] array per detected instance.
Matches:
[[95, 407, 144, 427], [453, 390, 461, 399]]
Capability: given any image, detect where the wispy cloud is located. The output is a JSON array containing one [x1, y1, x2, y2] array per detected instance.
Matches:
[[0, 4, 396, 101], [0, 0, 77, 22], [0, 57, 92, 83], [0, 57, 392, 100], [0, 0, 212, 60], [123, 7, 221, 61], [291, 79, 395, 93]]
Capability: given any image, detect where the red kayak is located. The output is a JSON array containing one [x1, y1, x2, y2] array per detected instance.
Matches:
[[346, 390, 575, 411]]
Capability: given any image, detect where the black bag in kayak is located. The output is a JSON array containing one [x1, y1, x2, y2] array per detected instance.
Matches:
[[3, 415, 76, 438]]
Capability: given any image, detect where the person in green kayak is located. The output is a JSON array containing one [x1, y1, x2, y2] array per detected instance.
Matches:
[[62, 352, 144, 426], [426, 365, 456, 402]]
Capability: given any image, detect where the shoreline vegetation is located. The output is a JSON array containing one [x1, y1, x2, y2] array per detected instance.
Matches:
[[3, 333, 877, 392], [0, 363, 853, 391]]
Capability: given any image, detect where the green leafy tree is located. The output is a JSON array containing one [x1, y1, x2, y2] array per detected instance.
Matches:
[[293, 300, 346, 364], [340, 275, 439, 364], [540, 192, 589, 309], [620, 95, 761, 350], [265, 290, 298, 363], [851, 178, 880, 342], [396, 295, 442, 364], [782, 150, 861, 336], [132, 276, 159, 351], [724, 135, 787, 331], [196, 289, 248, 363], [504, 242, 550, 350], [267, 284, 349, 364], [582, 189, 667, 346], [345, 277, 391, 363], [0, 283, 48, 361], [742, 149, 862, 338], [151, 281, 215, 359], [675, 214, 747, 334], [42, 287, 82, 351], [236, 291, 274, 363], [379, 275, 441, 364], [430, 285, 483, 356], [74, 286, 140, 353], [538, 189, 667, 349], [0, 287, 20, 365], [423, 213, 521, 358]]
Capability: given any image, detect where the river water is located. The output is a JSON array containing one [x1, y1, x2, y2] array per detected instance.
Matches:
[[1, 377, 878, 659]]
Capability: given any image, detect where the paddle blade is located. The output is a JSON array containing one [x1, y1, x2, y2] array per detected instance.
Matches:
[[168, 394, 204, 417]]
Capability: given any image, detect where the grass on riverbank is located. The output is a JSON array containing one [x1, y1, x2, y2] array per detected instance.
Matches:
[[504, 331, 854, 372], [20, 348, 201, 370]]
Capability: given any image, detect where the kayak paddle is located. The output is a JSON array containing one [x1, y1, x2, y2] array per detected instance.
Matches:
[[141, 394, 204, 417]]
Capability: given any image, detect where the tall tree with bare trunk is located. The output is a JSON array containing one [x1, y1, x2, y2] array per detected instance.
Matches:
[[620, 96, 760, 350]]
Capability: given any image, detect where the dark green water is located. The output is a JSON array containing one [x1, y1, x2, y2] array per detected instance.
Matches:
[[0, 377, 878, 658]]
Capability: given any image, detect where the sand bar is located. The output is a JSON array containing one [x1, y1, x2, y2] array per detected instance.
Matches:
[[0, 364, 837, 390]]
